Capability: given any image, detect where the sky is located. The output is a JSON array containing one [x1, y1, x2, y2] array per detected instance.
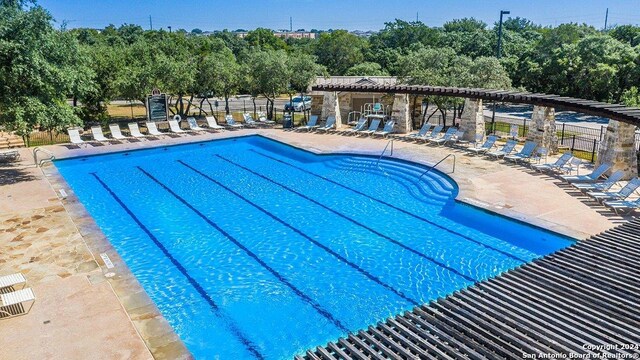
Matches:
[[39, 0, 640, 32]]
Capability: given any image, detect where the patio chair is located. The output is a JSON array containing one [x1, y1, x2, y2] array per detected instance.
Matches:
[[343, 117, 367, 135], [572, 170, 624, 193], [587, 177, 640, 202], [400, 122, 432, 140], [242, 113, 259, 128], [373, 120, 395, 138], [446, 130, 466, 147], [187, 117, 205, 131], [420, 124, 444, 143], [316, 116, 336, 133], [603, 197, 640, 214], [204, 116, 225, 130], [168, 119, 186, 133], [530, 147, 548, 164], [108, 124, 127, 140], [0, 273, 26, 291], [128, 123, 146, 138], [0, 288, 35, 319], [68, 129, 85, 145], [467, 135, 497, 155], [91, 126, 109, 142], [359, 119, 381, 136], [225, 115, 244, 129], [257, 112, 276, 126], [295, 115, 319, 131], [531, 151, 573, 172], [487, 139, 517, 159], [504, 141, 537, 163], [145, 122, 164, 136], [560, 163, 611, 183], [0, 150, 20, 161], [428, 127, 457, 145], [509, 124, 519, 140]]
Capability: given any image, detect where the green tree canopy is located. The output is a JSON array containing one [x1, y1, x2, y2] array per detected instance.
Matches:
[[345, 62, 390, 76], [315, 30, 367, 75]]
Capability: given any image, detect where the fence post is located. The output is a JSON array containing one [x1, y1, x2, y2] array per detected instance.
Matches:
[[571, 134, 576, 151], [591, 138, 597, 163], [599, 125, 604, 142], [561, 123, 565, 144], [523, 118, 527, 137]]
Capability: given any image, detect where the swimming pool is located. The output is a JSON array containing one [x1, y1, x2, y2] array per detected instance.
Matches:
[[56, 135, 573, 359]]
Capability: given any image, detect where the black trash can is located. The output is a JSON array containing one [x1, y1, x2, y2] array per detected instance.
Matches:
[[283, 114, 293, 129]]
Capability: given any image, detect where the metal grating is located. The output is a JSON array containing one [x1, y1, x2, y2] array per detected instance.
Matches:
[[311, 84, 640, 127], [297, 219, 640, 359]]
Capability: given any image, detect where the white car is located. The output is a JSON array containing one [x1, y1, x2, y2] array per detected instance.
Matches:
[[285, 96, 311, 112]]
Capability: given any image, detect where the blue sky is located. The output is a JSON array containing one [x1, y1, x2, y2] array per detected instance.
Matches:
[[40, 0, 639, 31]]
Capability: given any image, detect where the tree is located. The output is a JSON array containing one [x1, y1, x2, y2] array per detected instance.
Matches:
[[0, 3, 90, 142], [345, 62, 390, 76], [621, 87, 640, 107], [196, 48, 240, 116], [287, 52, 326, 120], [315, 30, 367, 75], [443, 18, 487, 32], [609, 25, 640, 47], [245, 49, 289, 119], [245, 28, 287, 50]]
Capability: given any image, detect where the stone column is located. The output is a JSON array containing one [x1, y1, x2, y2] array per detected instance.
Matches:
[[321, 91, 342, 129], [526, 105, 558, 154], [391, 94, 411, 134], [459, 98, 484, 142], [596, 120, 638, 180], [338, 92, 352, 126]]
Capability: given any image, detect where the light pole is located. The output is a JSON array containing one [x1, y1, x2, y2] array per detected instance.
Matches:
[[168, 26, 172, 33], [496, 10, 510, 59]]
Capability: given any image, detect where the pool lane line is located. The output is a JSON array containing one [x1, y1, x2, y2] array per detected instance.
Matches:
[[250, 149, 528, 263], [214, 155, 478, 284], [177, 160, 420, 307], [89, 173, 265, 360], [135, 166, 350, 334]]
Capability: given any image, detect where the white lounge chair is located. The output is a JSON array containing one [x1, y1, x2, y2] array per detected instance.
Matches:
[[187, 117, 205, 131], [359, 119, 381, 136], [504, 141, 537, 163], [587, 177, 640, 202], [67, 129, 85, 145], [242, 113, 259, 128], [0, 288, 35, 319], [108, 124, 127, 140], [316, 116, 336, 133], [603, 197, 640, 214], [532, 152, 572, 172], [0, 149, 20, 161], [572, 170, 624, 193], [257, 112, 276, 126], [467, 135, 497, 155], [343, 117, 367, 135], [400, 122, 432, 140], [487, 139, 517, 159], [128, 123, 146, 138], [295, 115, 319, 131], [561, 163, 611, 183], [428, 127, 457, 145], [0, 273, 26, 290], [420, 124, 444, 143], [91, 126, 109, 142], [145, 122, 164, 136], [168, 119, 186, 133], [204, 116, 225, 130], [373, 120, 396, 138], [225, 115, 244, 129]]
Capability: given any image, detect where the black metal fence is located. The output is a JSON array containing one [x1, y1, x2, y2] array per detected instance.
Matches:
[[484, 116, 640, 162]]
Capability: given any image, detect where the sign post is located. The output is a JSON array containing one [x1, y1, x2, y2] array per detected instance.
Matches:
[[147, 88, 168, 122]]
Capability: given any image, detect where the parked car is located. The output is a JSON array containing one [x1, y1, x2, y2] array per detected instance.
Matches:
[[284, 96, 311, 112]]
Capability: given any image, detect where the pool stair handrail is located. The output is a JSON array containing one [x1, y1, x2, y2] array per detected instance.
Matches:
[[32, 147, 55, 167], [418, 153, 456, 180], [376, 139, 395, 167]]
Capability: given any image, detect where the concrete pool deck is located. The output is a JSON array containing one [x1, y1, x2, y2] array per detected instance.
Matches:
[[0, 127, 626, 359]]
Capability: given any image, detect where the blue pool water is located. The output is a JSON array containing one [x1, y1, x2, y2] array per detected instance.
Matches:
[[56, 135, 573, 359]]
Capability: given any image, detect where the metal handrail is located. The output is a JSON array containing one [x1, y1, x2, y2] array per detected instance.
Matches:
[[33, 147, 55, 167], [418, 153, 456, 180], [376, 139, 394, 167]]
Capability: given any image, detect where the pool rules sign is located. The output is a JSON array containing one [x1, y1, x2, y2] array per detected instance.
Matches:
[[147, 88, 168, 122]]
